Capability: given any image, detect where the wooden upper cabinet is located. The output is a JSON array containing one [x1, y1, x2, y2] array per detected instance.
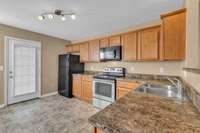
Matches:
[[100, 38, 109, 48], [161, 9, 186, 60], [122, 32, 137, 61], [89, 40, 100, 62], [72, 44, 80, 52], [65, 46, 73, 53], [80, 42, 89, 62], [109, 35, 121, 47], [138, 26, 160, 60]]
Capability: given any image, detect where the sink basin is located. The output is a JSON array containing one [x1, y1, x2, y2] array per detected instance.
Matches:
[[135, 84, 189, 101]]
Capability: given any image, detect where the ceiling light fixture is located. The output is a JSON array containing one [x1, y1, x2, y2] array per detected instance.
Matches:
[[47, 14, 54, 19], [38, 15, 44, 21], [38, 9, 76, 21], [71, 14, 76, 20], [61, 16, 66, 21]]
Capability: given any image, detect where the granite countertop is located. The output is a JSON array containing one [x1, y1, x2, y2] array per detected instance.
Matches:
[[73, 71, 101, 76], [89, 92, 200, 133]]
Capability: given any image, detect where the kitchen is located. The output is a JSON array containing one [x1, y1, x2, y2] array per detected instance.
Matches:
[[0, 0, 200, 133]]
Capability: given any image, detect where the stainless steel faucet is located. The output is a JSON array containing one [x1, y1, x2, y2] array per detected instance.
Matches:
[[166, 77, 183, 100]]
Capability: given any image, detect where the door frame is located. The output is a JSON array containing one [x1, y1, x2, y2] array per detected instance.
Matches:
[[4, 36, 41, 106]]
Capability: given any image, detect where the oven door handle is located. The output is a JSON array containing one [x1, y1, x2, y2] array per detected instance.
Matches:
[[93, 79, 115, 84]]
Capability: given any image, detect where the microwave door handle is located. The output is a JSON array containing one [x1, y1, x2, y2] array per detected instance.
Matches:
[[113, 50, 117, 58]]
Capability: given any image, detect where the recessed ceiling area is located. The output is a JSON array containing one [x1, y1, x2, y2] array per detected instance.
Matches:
[[0, 0, 184, 41]]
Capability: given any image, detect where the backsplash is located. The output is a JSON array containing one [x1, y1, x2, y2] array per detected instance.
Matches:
[[85, 61, 183, 76]]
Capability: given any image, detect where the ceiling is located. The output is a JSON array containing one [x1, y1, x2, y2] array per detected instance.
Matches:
[[0, 0, 184, 41]]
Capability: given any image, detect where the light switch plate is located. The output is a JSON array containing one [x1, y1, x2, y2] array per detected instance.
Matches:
[[0, 65, 4, 72]]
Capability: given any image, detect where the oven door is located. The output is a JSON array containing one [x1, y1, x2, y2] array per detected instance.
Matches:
[[93, 79, 115, 102]]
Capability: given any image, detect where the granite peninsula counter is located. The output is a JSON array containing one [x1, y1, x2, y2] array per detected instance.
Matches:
[[89, 91, 200, 133]]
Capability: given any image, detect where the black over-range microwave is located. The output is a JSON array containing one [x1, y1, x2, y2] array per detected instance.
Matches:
[[99, 46, 122, 61]]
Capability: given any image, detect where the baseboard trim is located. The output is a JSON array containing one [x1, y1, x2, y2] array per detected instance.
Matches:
[[40, 91, 58, 98], [0, 104, 5, 109]]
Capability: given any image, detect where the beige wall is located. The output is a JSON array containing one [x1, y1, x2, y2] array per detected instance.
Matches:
[[86, 61, 183, 76], [182, 0, 200, 92], [0, 24, 69, 104], [185, 0, 200, 68]]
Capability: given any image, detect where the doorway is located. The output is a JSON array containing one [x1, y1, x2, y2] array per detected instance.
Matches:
[[4, 37, 41, 105]]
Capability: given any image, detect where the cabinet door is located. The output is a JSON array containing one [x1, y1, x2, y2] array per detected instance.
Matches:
[[100, 38, 109, 48], [80, 42, 89, 62], [65, 46, 72, 53], [138, 27, 160, 60], [72, 44, 80, 52], [94, 128, 106, 133], [161, 10, 186, 60], [122, 32, 137, 61], [89, 40, 100, 62], [109, 35, 121, 47], [72, 75, 82, 98], [82, 80, 93, 103]]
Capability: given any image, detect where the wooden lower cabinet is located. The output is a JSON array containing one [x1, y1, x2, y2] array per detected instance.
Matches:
[[73, 74, 93, 102], [116, 80, 141, 99], [72, 74, 82, 98], [117, 87, 131, 98], [94, 127, 105, 133], [82, 78, 93, 103]]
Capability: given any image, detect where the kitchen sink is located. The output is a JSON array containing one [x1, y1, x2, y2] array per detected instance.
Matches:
[[134, 83, 189, 101]]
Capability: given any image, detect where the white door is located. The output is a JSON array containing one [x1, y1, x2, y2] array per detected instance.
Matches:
[[6, 37, 41, 105]]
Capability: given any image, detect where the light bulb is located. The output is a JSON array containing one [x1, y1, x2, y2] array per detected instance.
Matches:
[[47, 14, 54, 19], [61, 16, 66, 21], [71, 14, 76, 20], [38, 15, 44, 21]]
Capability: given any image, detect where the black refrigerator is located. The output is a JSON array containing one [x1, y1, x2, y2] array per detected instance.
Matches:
[[58, 54, 84, 98]]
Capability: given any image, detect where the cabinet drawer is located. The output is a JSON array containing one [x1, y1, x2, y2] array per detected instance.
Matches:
[[82, 75, 93, 81], [117, 80, 140, 89], [117, 87, 130, 98]]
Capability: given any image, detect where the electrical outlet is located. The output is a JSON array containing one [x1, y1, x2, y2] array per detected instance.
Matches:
[[160, 67, 164, 74], [131, 67, 135, 72], [0, 65, 4, 72]]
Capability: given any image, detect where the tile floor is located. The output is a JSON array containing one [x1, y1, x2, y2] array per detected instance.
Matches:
[[0, 95, 99, 133]]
